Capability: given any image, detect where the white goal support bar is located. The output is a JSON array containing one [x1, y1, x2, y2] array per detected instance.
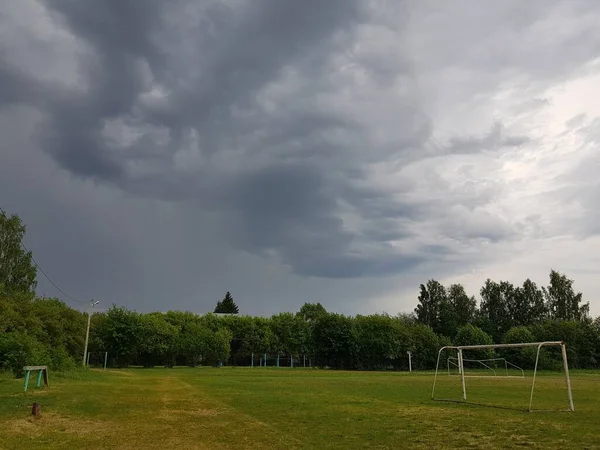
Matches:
[[431, 341, 574, 412]]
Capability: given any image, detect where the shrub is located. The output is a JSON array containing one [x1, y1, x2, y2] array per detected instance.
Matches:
[[454, 324, 494, 360], [0, 332, 51, 377]]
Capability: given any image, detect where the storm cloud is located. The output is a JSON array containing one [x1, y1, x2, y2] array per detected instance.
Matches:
[[1, 0, 600, 315]]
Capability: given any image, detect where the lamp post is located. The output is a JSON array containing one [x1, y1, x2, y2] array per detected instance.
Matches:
[[83, 300, 99, 367]]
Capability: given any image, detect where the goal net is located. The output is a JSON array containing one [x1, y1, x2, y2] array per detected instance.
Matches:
[[432, 341, 574, 412], [446, 357, 524, 378]]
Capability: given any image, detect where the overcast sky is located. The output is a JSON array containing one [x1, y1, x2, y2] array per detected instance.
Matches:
[[1, 0, 599, 316]]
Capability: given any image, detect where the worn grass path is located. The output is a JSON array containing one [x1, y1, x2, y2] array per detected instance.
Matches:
[[0, 368, 599, 449]]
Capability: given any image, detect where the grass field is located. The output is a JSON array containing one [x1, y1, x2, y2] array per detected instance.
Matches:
[[1, 368, 599, 449]]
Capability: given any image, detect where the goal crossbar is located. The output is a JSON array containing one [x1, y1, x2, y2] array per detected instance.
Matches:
[[445, 341, 564, 350], [431, 341, 574, 412]]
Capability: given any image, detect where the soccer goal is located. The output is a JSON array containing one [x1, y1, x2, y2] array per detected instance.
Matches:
[[431, 341, 574, 412], [86, 351, 108, 369]]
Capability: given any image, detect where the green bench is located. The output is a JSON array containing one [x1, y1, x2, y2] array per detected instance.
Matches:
[[23, 366, 49, 392]]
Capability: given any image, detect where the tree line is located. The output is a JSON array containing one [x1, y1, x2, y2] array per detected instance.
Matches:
[[1, 210, 599, 376], [414, 271, 591, 341]]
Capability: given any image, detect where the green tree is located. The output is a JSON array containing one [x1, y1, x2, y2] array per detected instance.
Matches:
[[543, 270, 588, 321], [137, 313, 179, 367], [454, 324, 494, 360], [529, 319, 597, 369], [414, 284, 435, 329], [297, 302, 327, 322], [177, 322, 231, 367], [352, 314, 410, 370], [217, 315, 273, 364], [214, 291, 239, 314], [0, 291, 82, 374], [0, 332, 50, 376], [93, 306, 142, 368], [439, 283, 476, 336], [500, 326, 537, 368], [520, 279, 547, 323], [407, 323, 449, 370], [414, 280, 446, 334], [270, 312, 309, 358], [312, 313, 354, 369], [0, 211, 37, 296], [478, 279, 513, 342]]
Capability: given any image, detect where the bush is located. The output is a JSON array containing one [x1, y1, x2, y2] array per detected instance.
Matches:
[[408, 323, 446, 370], [500, 326, 537, 369], [454, 324, 494, 360], [0, 332, 51, 377], [48, 346, 78, 372]]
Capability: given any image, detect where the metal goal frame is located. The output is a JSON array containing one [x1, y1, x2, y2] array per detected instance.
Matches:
[[431, 341, 574, 412]]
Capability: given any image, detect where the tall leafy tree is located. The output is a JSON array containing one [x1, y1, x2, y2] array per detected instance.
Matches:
[[270, 312, 309, 357], [94, 306, 142, 367], [137, 313, 179, 367], [312, 313, 354, 369], [506, 278, 547, 325], [214, 291, 239, 314], [447, 283, 477, 327], [414, 284, 434, 328], [478, 279, 512, 342], [543, 270, 588, 321], [297, 302, 327, 322], [0, 211, 37, 296], [352, 314, 410, 370], [414, 279, 446, 333]]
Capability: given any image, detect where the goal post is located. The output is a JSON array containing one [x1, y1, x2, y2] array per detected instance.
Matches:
[[431, 341, 574, 412], [86, 351, 108, 369]]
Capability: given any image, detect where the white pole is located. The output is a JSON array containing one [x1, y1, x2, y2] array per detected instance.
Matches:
[[407, 351, 412, 372], [561, 343, 575, 411], [459, 349, 467, 400], [83, 311, 92, 367], [82, 300, 99, 367], [529, 343, 543, 411], [431, 346, 449, 399]]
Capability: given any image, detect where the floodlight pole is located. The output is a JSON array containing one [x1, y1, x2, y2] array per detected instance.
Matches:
[[82, 300, 99, 367]]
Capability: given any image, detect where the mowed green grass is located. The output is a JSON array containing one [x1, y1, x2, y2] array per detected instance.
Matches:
[[1, 368, 599, 449]]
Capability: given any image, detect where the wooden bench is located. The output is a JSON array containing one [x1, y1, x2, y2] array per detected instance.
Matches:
[[23, 366, 49, 392]]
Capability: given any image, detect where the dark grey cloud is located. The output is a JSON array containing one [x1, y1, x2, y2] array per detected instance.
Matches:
[[2, 0, 443, 279], [2, 0, 600, 315]]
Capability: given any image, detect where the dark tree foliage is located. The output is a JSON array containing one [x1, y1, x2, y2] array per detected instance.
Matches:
[[297, 302, 327, 322], [454, 324, 494, 360], [312, 313, 354, 369], [0, 211, 37, 296], [544, 270, 589, 321], [214, 291, 239, 314], [414, 280, 447, 334]]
